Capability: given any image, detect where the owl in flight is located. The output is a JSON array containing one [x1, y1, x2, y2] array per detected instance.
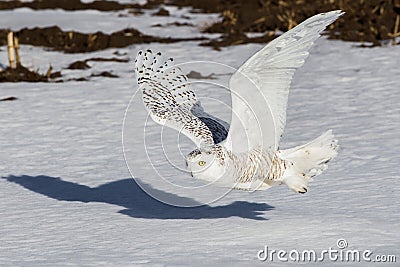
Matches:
[[135, 11, 342, 193]]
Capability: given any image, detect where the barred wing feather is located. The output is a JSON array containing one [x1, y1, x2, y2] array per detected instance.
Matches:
[[135, 49, 228, 147]]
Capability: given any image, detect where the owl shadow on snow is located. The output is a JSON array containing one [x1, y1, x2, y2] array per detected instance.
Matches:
[[2, 175, 274, 220]]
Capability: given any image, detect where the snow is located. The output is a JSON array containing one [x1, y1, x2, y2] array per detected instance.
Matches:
[[1, 6, 399, 266]]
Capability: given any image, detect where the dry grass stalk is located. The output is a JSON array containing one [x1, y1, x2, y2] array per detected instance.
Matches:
[[45, 64, 53, 79], [391, 14, 400, 45], [7, 32, 16, 69], [286, 11, 297, 30], [13, 35, 21, 66], [222, 10, 237, 26]]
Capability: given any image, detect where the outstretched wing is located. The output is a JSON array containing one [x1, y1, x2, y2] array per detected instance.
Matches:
[[135, 49, 228, 147], [224, 10, 344, 154]]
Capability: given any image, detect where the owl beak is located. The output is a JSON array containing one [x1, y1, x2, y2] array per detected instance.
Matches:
[[190, 172, 194, 178]]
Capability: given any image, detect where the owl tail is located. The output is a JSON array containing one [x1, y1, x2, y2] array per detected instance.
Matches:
[[279, 130, 339, 193]]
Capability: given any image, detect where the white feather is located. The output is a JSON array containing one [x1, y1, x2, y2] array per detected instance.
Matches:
[[224, 10, 344, 154]]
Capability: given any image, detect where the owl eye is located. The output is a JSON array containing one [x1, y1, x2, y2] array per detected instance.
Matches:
[[198, 161, 206, 166]]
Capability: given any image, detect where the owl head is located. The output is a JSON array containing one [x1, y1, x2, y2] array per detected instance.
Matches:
[[185, 145, 226, 182]]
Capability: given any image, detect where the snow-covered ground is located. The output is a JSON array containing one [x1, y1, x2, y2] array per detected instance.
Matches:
[[1, 5, 399, 266]]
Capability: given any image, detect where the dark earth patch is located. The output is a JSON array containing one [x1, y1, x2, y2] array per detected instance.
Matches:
[[186, 71, 217, 80], [152, 8, 170, 16], [1, 0, 398, 50], [0, 0, 162, 12], [152, 22, 195, 27], [91, 71, 119, 78], [67, 61, 90, 70], [0, 65, 61, 82], [87, 57, 129, 63], [168, 0, 400, 48], [0, 96, 18, 101], [66, 57, 129, 70], [0, 26, 206, 53]]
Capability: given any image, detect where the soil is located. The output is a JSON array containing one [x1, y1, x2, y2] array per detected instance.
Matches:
[[186, 71, 217, 80], [0, 27, 206, 53], [152, 22, 195, 27], [152, 8, 170, 16], [0, 56, 129, 82], [2, 0, 400, 47], [67, 61, 90, 70], [169, 0, 400, 48], [0, 0, 163, 12], [0, 96, 18, 101], [87, 57, 129, 63], [1, 0, 398, 52], [68, 77, 89, 82], [66, 57, 129, 70], [91, 71, 119, 78], [0, 65, 61, 83]]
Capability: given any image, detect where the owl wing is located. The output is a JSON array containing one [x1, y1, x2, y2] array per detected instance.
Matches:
[[224, 10, 344, 154], [135, 49, 228, 148]]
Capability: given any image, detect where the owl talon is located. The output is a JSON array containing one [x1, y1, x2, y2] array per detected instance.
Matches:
[[299, 187, 307, 194]]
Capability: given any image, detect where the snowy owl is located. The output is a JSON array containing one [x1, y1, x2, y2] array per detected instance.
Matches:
[[135, 10, 342, 193]]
